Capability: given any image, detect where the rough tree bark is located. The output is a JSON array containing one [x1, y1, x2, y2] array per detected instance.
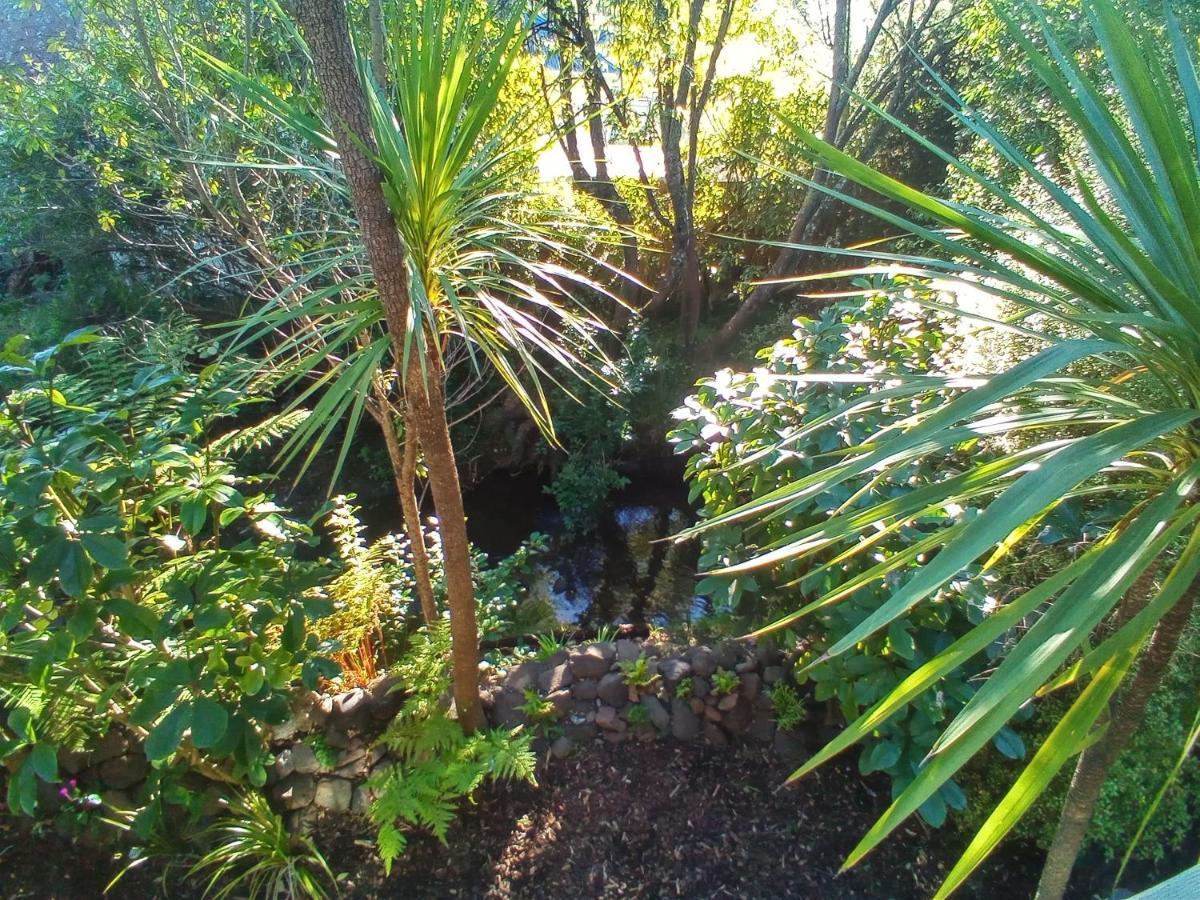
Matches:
[[374, 386, 439, 625], [289, 0, 484, 732], [1034, 573, 1198, 900]]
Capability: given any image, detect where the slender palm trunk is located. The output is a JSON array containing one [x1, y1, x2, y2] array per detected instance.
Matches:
[[290, 0, 483, 731], [376, 394, 438, 624], [1035, 576, 1198, 900], [404, 365, 485, 732]]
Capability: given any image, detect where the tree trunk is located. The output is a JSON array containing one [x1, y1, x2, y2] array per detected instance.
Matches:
[[404, 364, 485, 732], [644, 0, 707, 339], [289, 0, 483, 731], [699, 0, 931, 361], [376, 392, 438, 625], [550, 0, 643, 319], [367, 0, 387, 92], [1034, 575, 1198, 900]]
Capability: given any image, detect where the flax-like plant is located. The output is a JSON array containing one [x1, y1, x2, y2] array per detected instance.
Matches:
[[187, 792, 335, 900], [680, 1, 1200, 896], [197, 0, 623, 481]]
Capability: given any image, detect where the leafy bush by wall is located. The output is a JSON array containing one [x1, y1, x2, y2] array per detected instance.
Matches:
[[670, 284, 1028, 825], [0, 327, 338, 823]]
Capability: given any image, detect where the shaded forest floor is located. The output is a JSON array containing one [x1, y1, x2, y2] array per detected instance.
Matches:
[[6, 738, 1161, 899]]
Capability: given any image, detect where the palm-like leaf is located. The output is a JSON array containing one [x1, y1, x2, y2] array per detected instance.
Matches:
[[196, 0, 624, 481], [680, 1, 1200, 895]]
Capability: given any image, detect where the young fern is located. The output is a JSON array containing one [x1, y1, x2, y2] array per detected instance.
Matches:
[[368, 619, 537, 873]]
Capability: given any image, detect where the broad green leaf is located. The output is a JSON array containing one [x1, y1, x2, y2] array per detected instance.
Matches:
[[145, 702, 192, 762], [29, 743, 58, 782], [181, 496, 207, 536], [190, 698, 229, 750], [81, 533, 128, 571]]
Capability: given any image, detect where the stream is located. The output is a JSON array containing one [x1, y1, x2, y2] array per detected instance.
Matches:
[[357, 466, 705, 627]]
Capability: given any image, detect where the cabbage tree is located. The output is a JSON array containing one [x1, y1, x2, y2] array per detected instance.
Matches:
[[209, 0, 620, 730], [680, 1, 1200, 895]]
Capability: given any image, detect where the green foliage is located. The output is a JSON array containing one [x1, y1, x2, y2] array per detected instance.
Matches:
[[617, 655, 660, 690], [710, 669, 740, 697], [958, 609, 1200, 869], [318, 496, 549, 679], [0, 328, 336, 819], [674, 678, 692, 701], [0, 0, 326, 345], [316, 494, 441, 686], [302, 734, 339, 772], [533, 631, 570, 661], [681, 1, 1200, 893], [517, 688, 558, 726], [544, 455, 629, 537], [671, 291, 1005, 823], [187, 792, 335, 900], [769, 683, 804, 732], [542, 322, 695, 536], [369, 620, 537, 873], [694, 74, 824, 278], [626, 704, 650, 727], [472, 531, 554, 641], [206, 0, 622, 485]]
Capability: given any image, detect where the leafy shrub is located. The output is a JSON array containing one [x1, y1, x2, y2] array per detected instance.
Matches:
[[368, 621, 537, 872], [316, 494, 551, 684], [711, 669, 740, 697], [517, 688, 558, 726], [533, 631, 570, 661], [0, 329, 337, 820], [542, 323, 689, 536], [670, 286, 1026, 825], [472, 531, 554, 641], [544, 455, 629, 536]]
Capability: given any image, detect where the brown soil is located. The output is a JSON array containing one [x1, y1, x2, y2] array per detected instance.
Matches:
[[0, 739, 1040, 899], [0, 739, 1153, 899]]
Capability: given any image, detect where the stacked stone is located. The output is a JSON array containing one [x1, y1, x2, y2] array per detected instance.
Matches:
[[483, 638, 808, 764], [265, 674, 403, 825], [47, 638, 810, 833]]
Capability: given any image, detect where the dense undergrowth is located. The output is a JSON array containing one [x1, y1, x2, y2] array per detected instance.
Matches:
[[3, 0, 1200, 897]]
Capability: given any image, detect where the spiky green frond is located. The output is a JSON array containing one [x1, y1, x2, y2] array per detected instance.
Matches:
[[684, 2, 1200, 895]]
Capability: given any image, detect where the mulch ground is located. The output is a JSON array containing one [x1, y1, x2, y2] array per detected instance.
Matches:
[[0, 739, 1133, 898]]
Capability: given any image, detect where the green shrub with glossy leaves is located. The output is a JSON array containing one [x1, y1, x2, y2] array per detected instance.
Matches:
[[0, 328, 338, 822], [670, 288, 1028, 825]]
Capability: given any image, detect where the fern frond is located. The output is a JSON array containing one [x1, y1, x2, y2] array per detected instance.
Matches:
[[209, 409, 312, 456]]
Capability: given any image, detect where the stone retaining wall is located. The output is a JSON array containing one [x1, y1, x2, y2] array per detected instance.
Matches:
[[482, 637, 807, 763], [51, 637, 809, 828]]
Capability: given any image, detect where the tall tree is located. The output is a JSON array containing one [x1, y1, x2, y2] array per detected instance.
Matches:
[[702, 0, 950, 357], [641, 0, 738, 348], [287, 0, 485, 731], [539, 0, 646, 317], [214, 0, 618, 728]]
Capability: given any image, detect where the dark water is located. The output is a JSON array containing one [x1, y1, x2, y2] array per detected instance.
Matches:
[[356, 465, 705, 627]]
